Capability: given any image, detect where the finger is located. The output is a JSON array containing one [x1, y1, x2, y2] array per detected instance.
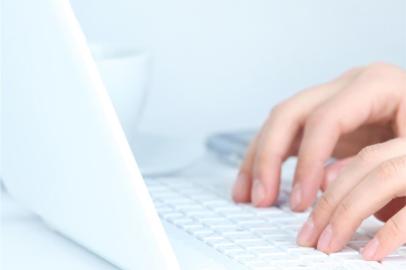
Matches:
[[233, 134, 260, 202], [250, 68, 365, 207], [321, 124, 394, 192], [297, 139, 406, 247], [292, 72, 402, 212], [362, 206, 406, 261], [316, 155, 406, 254], [250, 82, 339, 207], [321, 157, 354, 191]]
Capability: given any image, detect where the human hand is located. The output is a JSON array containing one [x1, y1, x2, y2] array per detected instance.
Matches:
[[298, 138, 406, 260], [232, 62, 406, 259], [324, 157, 406, 223], [233, 63, 406, 210]]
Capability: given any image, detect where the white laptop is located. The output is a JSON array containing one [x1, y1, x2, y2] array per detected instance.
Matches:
[[2, 1, 406, 269]]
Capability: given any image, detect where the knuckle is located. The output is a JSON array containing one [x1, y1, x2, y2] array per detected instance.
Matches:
[[306, 108, 329, 128], [330, 200, 363, 230], [357, 62, 406, 88], [367, 61, 392, 70], [306, 106, 344, 135], [396, 155, 406, 168], [339, 66, 365, 79], [334, 200, 354, 221], [268, 102, 294, 127], [356, 144, 382, 165], [362, 62, 392, 77], [270, 101, 290, 117], [395, 137, 406, 145], [385, 218, 403, 238], [315, 195, 335, 216], [253, 153, 270, 179], [376, 159, 403, 180], [358, 62, 406, 83]]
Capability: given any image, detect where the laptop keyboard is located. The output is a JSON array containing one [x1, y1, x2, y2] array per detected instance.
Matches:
[[145, 178, 406, 270]]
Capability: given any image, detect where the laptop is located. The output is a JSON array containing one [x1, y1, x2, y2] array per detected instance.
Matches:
[[2, 0, 406, 269]]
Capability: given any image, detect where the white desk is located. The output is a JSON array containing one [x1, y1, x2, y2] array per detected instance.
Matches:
[[1, 153, 245, 270], [2, 191, 117, 270]]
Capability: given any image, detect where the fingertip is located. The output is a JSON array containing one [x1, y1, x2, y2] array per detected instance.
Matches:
[[251, 156, 283, 207], [292, 160, 325, 211], [361, 238, 380, 261], [365, 207, 406, 261], [317, 224, 333, 253], [290, 182, 317, 212], [251, 179, 266, 206], [297, 216, 318, 247], [232, 173, 250, 203], [294, 113, 340, 207], [322, 157, 353, 191], [290, 183, 302, 211]]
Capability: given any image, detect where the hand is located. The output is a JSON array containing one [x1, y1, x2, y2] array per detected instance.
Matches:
[[232, 62, 406, 258], [232, 62, 406, 211], [298, 138, 406, 261], [324, 157, 406, 223]]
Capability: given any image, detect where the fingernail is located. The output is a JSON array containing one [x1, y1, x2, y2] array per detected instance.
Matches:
[[297, 217, 315, 246], [290, 183, 302, 210], [362, 238, 380, 260], [317, 224, 333, 251], [232, 174, 247, 200], [251, 180, 265, 206]]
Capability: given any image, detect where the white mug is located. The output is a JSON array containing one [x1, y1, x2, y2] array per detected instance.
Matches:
[[90, 43, 150, 142]]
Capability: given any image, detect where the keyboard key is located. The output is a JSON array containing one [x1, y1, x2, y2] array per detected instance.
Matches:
[[238, 240, 271, 248], [161, 212, 183, 219], [381, 254, 406, 266], [146, 178, 406, 269], [216, 245, 245, 255]]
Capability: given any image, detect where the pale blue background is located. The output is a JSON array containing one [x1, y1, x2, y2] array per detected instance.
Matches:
[[70, 0, 406, 139]]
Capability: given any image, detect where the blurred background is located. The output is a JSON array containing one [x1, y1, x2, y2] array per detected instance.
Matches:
[[69, 0, 406, 141]]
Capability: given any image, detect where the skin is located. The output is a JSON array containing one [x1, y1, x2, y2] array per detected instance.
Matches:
[[232, 62, 406, 260]]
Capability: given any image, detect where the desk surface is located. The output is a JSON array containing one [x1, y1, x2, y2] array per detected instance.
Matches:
[[1, 153, 244, 270], [2, 191, 117, 270]]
